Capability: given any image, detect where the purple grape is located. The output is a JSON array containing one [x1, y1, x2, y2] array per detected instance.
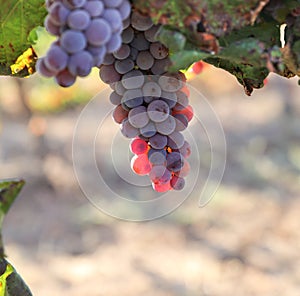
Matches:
[[44, 15, 60, 36], [87, 45, 106, 66], [128, 106, 149, 128], [130, 33, 149, 51], [114, 58, 134, 74], [136, 51, 154, 70], [148, 151, 167, 166], [106, 33, 122, 53], [174, 90, 189, 110], [121, 70, 145, 89], [131, 11, 153, 31], [110, 91, 122, 105], [151, 58, 171, 75], [62, 0, 86, 9], [147, 99, 170, 123], [84, 1, 104, 17], [167, 131, 185, 150], [142, 81, 161, 98], [86, 19, 111, 46], [122, 89, 143, 108], [67, 9, 90, 30], [36, 58, 56, 77], [103, 9, 122, 33], [170, 176, 185, 190], [144, 25, 160, 42], [61, 30, 86, 53], [49, 2, 70, 26], [161, 91, 177, 108], [121, 119, 139, 138], [102, 0, 123, 8], [139, 121, 156, 138], [68, 50, 93, 77], [174, 114, 188, 131], [158, 74, 182, 92], [155, 115, 176, 135], [149, 165, 171, 184], [174, 141, 191, 158], [166, 152, 184, 172], [149, 134, 167, 150], [114, 81, 126, 95], [44, 45, 68, 73], [102, 54, 115, 65], [121, 27, 134, 44], [55, 69, 76, 87], [99, 64, 121, 84], [118, 0, 131, 20], [150, 42, 168, 60], [113, 44, 131, 60]]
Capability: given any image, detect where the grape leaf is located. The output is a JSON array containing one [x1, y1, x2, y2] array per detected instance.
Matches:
[[0, 0, 46, 77]]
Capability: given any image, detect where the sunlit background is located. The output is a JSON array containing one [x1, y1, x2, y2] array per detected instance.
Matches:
[[1, 27, 300, 296]]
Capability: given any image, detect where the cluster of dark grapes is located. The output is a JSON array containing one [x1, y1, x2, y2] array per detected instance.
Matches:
[[99, 10, 194, 192], [38, 0, 130, 86]]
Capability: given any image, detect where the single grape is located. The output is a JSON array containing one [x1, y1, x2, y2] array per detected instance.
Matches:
[[102, 54, 115, 65], [44, 45, 68, 73], [150, 42, 168, 60], [155, 115, 176, 135], [151, 58, 171, 75], [170, 175, 185, 190], [62, 0, 86, 9], [173, 90, 189, 111], [130, 33, 150, 51], [173, 105, 194, 122], [121, 119, 139, 138], [174, 113, 188, 131], [68, 50, 93, 77], [106, 33, 122, 53], [121, 27, 134, 44], [130, 138, 148, 155], [128, 106, 149, 128], [149, 165, 171, 184], [103, 0, 123, 8], [112, 104, 129, 124], [136, 51, 154, 70], [114, 58, 135, 74], [44, 15, 60, 36], [139, 121, 156, 138], [142, 81, 161, 98], [86, 19, 111, 46], [55, 69, 76, 87], [84, 1, 104, 17], [118, 0, 131, 20], [128, 46, 138, 60], [147, 99, 170, 123], [131, 10, 153, 31], [113, 44, 131, 60], [158, 74, 182, 92], [144, 25, 160, 42], [167, 131, 185, 150], [149, 133, 167, 150], [114, 81, 126, 95], [122, 89, 143, 108], [36, 58, 56, 77], [68, 9, 90, 30], [166, 152, 184, 172], [121, 70, 145, 89], [110, 91, 122, 105], [161, 91, 177, 108], [61, 30, 86, 53], [103, 9, 122, 33], [49, 2, 70, 26], [99, 64, 121, 84], [131, 154, 151, 175], [148, 150, 167, 166]]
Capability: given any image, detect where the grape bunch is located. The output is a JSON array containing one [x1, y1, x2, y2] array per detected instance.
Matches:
[[99, 10, 194, 192], [37, 0, 131, 86]]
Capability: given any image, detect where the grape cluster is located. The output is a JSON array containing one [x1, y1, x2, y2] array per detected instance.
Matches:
[[99, 10, 194, 192], [38, 0, 130, 86]]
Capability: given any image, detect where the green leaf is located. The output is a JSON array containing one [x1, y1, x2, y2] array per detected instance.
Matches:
[[0, 0, 47, 76], [156, 27, 186, 52], [168, 50, 210, 72]]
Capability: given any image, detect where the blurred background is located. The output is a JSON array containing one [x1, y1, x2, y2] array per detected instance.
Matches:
[[1, 28, 300, 296]]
